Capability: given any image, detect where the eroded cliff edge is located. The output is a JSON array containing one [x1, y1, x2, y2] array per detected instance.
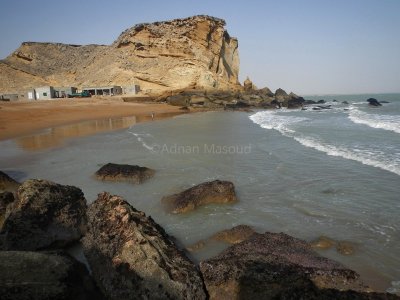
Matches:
[[0, 15, 240, 93]]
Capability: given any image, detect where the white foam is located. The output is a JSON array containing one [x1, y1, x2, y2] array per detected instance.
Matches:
[[128, 132, 155, 151], [293, 136, 400, 175], [348, 107, 400, 134], [249, 111, 309, 135], [250, 111, 400, 176]]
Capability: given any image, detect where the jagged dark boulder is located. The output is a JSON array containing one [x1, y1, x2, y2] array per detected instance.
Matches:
[[95, 163, 155, 184], [200, 232, 397, 299], [275, 88, 290, 102], [82, 192, 207, 300], [287, 92, 305, 108], [271, 99, 282, 108], [367, 98, 382, 106], [0, 179, 87, 250], [162, 180, 237, 214], [304, 100, 317, 104], [317, 99, 326, 104], [0, 251, 104, 300], [256, 87, 274, 97]]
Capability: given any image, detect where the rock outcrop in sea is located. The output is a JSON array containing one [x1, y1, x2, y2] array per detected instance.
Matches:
[[95, 163, 155, 184], [367, 98, 382, 106], [162, 180, 237, 213]]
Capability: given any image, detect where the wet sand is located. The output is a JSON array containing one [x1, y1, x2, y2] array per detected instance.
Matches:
[[0, 98, 185, 142]]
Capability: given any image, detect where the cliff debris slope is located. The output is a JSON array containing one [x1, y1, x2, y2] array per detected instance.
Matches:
[[0, 15, 240, 94]]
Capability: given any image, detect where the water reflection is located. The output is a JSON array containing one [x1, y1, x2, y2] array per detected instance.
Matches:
[[16, 113, 182, 151]]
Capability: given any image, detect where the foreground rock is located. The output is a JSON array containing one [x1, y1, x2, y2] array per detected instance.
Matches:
[[162, 180, 237, 214], [0, 251, 103, 300], [95, 163, 155, 184], [367, 98, 382, 106], [0, 170, 19, 192], [200, 232, 396, 299], [82, 192, 207, 300], [0, 179, 87, 250]]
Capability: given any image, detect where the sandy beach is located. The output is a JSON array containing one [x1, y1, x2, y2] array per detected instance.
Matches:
[[0, 98, 184, 141]]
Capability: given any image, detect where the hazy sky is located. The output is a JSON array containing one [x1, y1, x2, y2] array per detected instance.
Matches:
[[0, 0, 399, 95]]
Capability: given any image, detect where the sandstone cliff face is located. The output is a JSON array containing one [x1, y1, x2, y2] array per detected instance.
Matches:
[[0, 15, 240, 94]]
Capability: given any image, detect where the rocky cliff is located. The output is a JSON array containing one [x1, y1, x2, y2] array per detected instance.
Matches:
[[0, 15, 240, 94]]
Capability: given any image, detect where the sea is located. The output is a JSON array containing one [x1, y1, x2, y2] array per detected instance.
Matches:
[[0, 93, 399, 294]]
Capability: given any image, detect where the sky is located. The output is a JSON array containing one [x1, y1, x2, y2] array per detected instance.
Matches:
[[0, 0, 399, 95]]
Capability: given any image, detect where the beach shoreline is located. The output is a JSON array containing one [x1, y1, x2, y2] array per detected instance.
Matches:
[[0, 98, 186, 141]]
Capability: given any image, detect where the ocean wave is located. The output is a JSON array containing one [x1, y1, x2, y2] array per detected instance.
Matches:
[[293, 136, 400, 175], [249, 111, 309, 135], [348, 107, 400, 134], [250, 111, 400, 176]]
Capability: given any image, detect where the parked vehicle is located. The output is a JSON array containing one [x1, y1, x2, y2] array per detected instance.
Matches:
[[67, 91, 91, 98]]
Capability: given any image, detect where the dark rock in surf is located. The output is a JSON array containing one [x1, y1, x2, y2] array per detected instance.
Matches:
[[367, 98, 382, 106], [0, 251, 103, 300], [187, 225, 256, 252], [287, 92, 305, 108], [162, 180, 237, 214], [317, 99, 326, 104], [342, 101, 349, 105], [304, 100, 317, 104], [311, 236, 336, 250], [212, 225, 256, 244], [0, 179, 87, 251], [200, 232, 397, 299], [95, 163, 155, 184], [336, 241, 356, 255], [271, 99, 282, 108], [82, 192, 207, 300]]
